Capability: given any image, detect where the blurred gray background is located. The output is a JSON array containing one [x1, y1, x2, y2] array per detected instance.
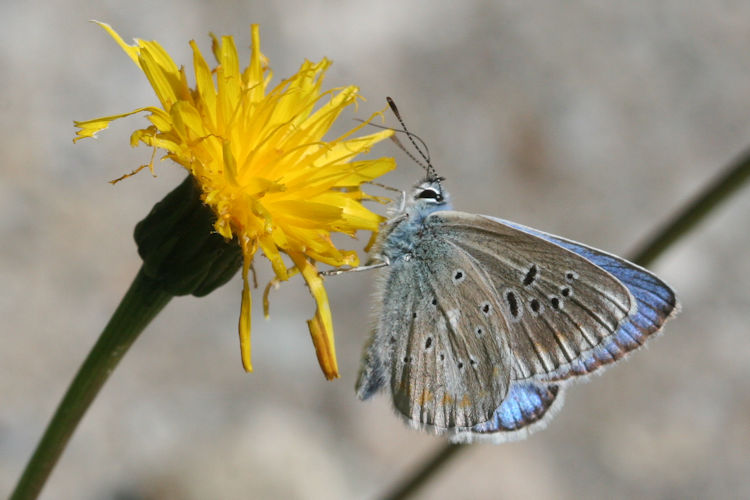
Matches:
[[2, 1, 750, 499]]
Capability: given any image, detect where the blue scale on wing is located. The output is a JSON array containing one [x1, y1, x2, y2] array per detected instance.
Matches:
[[493, 217, 679, 381], [469, 381, 562, 435], [431, 211, 636, 382]]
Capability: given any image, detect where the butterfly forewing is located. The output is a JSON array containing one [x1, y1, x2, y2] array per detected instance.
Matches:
[[492, 217, 679, 380], [382, 236, 512, 430], [429, 211, 637, 380]]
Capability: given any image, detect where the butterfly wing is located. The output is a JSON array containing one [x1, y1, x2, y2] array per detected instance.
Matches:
[[452, 380, 565, 443], [431, 211, 678, 383], [494, 217, 680, 380], [357, 233, 514, 431]]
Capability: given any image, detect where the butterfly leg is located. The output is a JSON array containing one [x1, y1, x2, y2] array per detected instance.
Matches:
[[319, 261, 389, 277]]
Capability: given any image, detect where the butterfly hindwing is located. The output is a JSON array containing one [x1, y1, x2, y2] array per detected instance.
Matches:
[[452, 380, 564, 443], [356, 263, 417, 401], [364, 232, 514, 431]]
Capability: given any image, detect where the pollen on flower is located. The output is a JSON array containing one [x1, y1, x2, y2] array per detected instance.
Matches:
[[75, 22, 396, 379]]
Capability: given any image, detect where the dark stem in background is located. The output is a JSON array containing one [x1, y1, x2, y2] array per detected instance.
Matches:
[[381, 147, 750, 500], [629, 147, 750, 266]]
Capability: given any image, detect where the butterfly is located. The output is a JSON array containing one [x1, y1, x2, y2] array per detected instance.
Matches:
[[348, 99, 679, 443]]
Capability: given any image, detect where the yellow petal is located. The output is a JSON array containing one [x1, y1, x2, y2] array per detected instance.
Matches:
[[73, 107, 156, 142], [238, 248, 256, 372], [322, 195, 384, 231], [145, 108, 174, 132], [258, 233, 289, 281], [138, 44, 181, 109], [239, 267, 253, 372], [221, 140, 238, 184], [301, 86, 358, 142], [93, 21, 142, 67], [316, 130, 395, 167], [245, 24, 266, 103], [190, 40, 217, 129], [288, 251, 339, 379], [268, 200, 343, 224], [171, 101, 207, 139], [212, 35, 243, 128], [241, 176, 286, 197]]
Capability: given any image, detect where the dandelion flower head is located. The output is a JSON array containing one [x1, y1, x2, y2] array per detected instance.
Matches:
[[74, 23, 396, 379]]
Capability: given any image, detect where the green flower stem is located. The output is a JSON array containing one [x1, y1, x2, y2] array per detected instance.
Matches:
[[10, 268, 172, 500], [10, 175, 241, 500], [381, 147, 750, 500]]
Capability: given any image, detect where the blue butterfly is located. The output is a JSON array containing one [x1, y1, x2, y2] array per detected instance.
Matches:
[[350, 99, 679, 442]]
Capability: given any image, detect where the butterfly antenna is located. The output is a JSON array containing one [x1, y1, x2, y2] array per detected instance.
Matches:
[[389, 134, 429, 171], [386, 97, 440, 182], [354, 118, 431, 170]]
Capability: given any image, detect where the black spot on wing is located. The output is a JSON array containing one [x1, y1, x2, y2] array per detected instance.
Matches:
[[530, 298, 541, 313], [505, 290, 521, 319], [523, 264, 537, 286]]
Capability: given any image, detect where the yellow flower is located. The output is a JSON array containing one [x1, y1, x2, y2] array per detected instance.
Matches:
[[74, 22, 395, 379]]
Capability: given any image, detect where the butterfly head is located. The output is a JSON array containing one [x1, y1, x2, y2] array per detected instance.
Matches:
[[407, 176, 452, 217], [384, 98, 452, 216]]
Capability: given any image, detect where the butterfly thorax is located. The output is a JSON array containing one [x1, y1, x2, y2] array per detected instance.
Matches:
[[373, 178, 452, 263]]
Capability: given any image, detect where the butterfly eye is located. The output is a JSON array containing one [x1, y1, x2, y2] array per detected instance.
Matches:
[[416, 188, 443, 201]]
